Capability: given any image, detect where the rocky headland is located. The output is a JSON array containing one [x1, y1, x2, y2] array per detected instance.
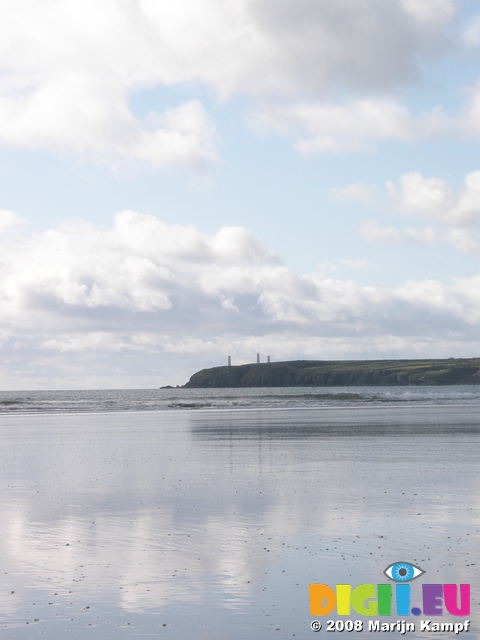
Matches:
[[183, 358, 480, 388]]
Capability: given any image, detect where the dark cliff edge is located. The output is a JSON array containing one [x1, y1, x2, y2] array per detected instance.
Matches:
[[183, 358, 480, 388]]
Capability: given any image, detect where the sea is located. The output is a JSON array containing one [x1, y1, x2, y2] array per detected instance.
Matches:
[[0, 386, 479, 639]]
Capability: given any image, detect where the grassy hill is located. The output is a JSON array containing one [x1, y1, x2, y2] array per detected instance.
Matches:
[[183, 358, 480, 388]]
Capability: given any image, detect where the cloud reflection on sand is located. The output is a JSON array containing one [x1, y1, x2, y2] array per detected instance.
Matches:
[[0, 407, 479, 638]]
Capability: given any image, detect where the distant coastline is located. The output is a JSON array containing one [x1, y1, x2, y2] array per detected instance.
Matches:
[[183, 358, 480, 388]]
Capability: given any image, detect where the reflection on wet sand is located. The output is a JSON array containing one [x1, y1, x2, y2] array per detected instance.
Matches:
[[190, 405, 480, 439], [0, 407, 479, 638]]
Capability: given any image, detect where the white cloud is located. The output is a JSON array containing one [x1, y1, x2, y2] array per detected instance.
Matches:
[[0, 0, 462, 164], [447, 229, 480, 255], [1, 210, 480, 387], [349, 171, 480, 255], [389, 170, 480, 227], [359, 220, 437, 244], [328, 182, 376, 203], [460, 83, 480, 138], [0, 209, 26, 233], [388, 172, 455, 218], [402, 0, 456, 25], [463, 13, 480, 46], [0, 211, 279, 332], [41, 333, 128, 353], [0, 78, 220, 169], [253, 99, 448, 154], [251, 76, 480, 156], [0, 0, 454, 95]]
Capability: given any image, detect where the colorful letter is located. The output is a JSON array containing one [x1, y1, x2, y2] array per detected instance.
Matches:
[[444, 584, 470, 616], [336, 584, 351, 615], [423, 584, 443, 615], [396, 584, 411, 616], [309, 584, 336, 616], [377, 584, 392, 616], [351, 584, 377, 616]]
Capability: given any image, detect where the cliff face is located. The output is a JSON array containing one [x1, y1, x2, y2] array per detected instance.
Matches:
[[183, 358, 480, 388]]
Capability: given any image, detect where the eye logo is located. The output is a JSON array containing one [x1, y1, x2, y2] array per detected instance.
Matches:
[[384, 562, 424, 582]]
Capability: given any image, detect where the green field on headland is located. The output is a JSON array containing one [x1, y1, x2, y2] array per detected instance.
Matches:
[[183, 358, 480, 387]]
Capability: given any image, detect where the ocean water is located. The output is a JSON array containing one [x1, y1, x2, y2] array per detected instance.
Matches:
[[1, 385, 480, 413], [0, 388, 479, 638]]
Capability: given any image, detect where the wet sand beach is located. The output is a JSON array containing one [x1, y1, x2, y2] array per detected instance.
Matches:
[[0, 398, 479, 638]]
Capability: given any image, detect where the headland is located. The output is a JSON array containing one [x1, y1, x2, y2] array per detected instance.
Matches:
[[183, 357, 480, 388]]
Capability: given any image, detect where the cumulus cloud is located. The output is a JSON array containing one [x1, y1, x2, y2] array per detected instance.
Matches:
[[0, 0, 463, 164], [447, 229, 480, 255], [1, 210, 480, 388], [0, 209, 26, 233], [333, 171, 480, 255], [0, 81, 219, 169], [340, 171, 480, 228], [386, 171, 480, 252], [0, 0, 455, 95], [252, 99, 449, 154], [387, 172, 455, 218], [0, 211, 277, 321]]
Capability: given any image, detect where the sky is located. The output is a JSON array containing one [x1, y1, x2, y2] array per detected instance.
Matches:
[[1, 0, 480, 389]]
